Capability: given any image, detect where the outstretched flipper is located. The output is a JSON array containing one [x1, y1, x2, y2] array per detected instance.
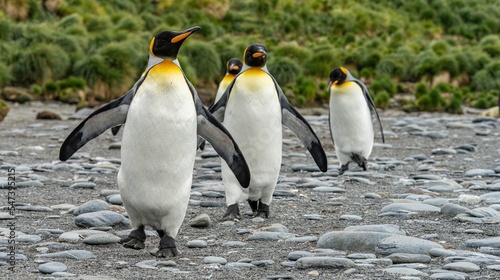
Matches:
[[187, 78, 251, 188], [272, 77, 328, 172], [353, 79, 385, 143], [59, 89, 135, 161]]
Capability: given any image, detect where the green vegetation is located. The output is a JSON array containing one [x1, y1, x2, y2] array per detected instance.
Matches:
[[0, 0, 499, 113]]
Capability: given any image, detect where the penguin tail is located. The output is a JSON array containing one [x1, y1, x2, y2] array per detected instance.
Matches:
[[351, 154, 367, 171]]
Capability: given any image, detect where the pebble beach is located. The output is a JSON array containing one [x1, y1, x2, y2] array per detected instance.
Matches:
[[1, 101, 500, 280]]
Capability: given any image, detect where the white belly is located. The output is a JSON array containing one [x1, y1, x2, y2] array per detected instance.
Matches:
[[222, 69, 282, 204], [118, 68, 196, 235], [329, 82, 374, 164]]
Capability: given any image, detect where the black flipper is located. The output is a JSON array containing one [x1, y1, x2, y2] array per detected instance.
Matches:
[[59, 89, 135, 161], [353, 79, 385, 144], [271, 76, 328, 172], [186, 77, 251, 188]]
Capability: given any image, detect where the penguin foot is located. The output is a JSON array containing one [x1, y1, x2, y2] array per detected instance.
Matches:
[[223, 203, 240, 220], [122, 238, 145, 250], [351, 154, 367, 171], [157, 234, 178, 258], [119, 226, 146, 250], [254, 203, 270, 219], [248, 200, 258, 213], [339, 164, 349, 175]]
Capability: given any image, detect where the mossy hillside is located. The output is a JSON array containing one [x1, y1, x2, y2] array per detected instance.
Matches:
[[0, 0, 499, 112]]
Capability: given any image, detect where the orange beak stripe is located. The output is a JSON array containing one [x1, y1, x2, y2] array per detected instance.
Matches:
[[252, 52, 263, 58], [232, 66, 240, 70], [332, 80, 339, 85], [171, 32, 192, 43]]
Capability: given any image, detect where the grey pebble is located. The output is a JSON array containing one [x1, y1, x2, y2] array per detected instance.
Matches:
[[312, 186, 345, 192], [13, 180, 44, 188], [465, 168, 496, 177], [423, 198, 449, 207], [443, 261, 480, 272], [380, 203, 441, 214], [364, 193, 382, 199], [82, 233, 121, 245], [273, 190, 296, 197], [465, 236, 500, 248], [429, 272, 467, 280], [259, 223, 288, 233], [107, 194, 123, 205], [199, 201, 225, 207], [431, 148, 457, 155], [387, 253, 431, 264], [345, 224, 406, 235], [204, 256, 227, 264], [295, 257, 355, 269], [186, 240, 207, 248], [317, 231, 393, 252], [248, 232, 296, 241], [339, 215, 362, 221], [201, 191, 224, 198], [74, 210, 130, 228], [70, 200, 109, 216], [347, 253, 376, 259], [37, 250, 95, 259], [376, 235, 443, 255], [288, 251, 314, 261], [189, 213, 211, 228], [69, 182, 96, 189], [225, 262, 256, 268], [16, 205, 52, 212], [440, 203, 470, 215], [266, 275, 294, 280], [252, 260, 274, 267], [285, 236, 318, 243], [38, 261, 67, 274], [0, 252, 27, 261]]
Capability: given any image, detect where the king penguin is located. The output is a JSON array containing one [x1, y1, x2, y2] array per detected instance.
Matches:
[[328, 67, 385, 175], [59, 27, 250, 257], [214, 58, 243, 103], [210, 44, 327, 219]]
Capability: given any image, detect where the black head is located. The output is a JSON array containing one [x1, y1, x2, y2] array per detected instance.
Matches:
[[149, 26, 201, 58], [243, 44, 267, 67], [227, 58, 243, 75], [329, 67, 348, 85]]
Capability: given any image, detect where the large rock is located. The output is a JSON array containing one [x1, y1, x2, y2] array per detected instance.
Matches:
[[376, 235, 443, 255], [0, 99, 9, 122], [74, 210, 130, 228], [1, 87, 33, 103], [317, 231, 394, 252]]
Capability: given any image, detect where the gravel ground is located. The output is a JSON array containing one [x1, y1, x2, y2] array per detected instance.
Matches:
[[1, 101, 500, 280]]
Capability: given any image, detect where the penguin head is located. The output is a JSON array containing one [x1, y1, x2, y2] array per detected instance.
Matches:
[[329, 67, 349, 86], [243, 44, 268, 67], [149, 26, 201, 59], [227, 58, 243, 75]]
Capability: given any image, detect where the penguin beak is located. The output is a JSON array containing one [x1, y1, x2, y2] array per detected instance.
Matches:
[[332, 80, 339, 85], [231, 65, 240, 71], [252, 52, 265, 58], [171, 26, 201, 43]]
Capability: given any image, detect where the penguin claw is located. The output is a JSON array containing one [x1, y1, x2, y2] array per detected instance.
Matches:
[[122, 238, 145, 250], [157, 234, 178, 258], [223, 203, 240, 220], [339, 164, 349, 175], [120, 226, 146, 250], [254, 203, 270, 219], [156, 248, 178, 258]]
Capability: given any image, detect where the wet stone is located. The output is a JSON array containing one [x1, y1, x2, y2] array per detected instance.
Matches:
[[222, 241, 246, 247], [82, 233, 120, 245], [74, 210, 130, 228], [38, 261, 67, 274], [69, 181, 96, 189], [186, 240, 207, 248], [37, 250, 95, 259], [295, 257, 355, 269], [443, 261, 480, 272], [288, 251, 315, 261], [204, 256, 227, 265], [387, 253, 431, 264], [107, 194, 123, 205], [189, 214, 211, 228], [465, 169, 496, 177]]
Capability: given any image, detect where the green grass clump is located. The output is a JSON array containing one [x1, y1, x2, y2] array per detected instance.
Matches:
[[268, 57, 301, 86]]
